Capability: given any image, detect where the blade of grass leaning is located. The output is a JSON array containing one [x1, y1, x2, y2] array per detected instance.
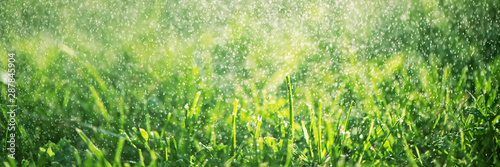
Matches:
[[188, 91, 202, 135], [358, 119, 374, 164], [74, 147, 82, 166], [75, 128, 111, 167], [285, 74, 294, 166], [182, 91, 201, 154], [317, 100, 323, 162], [88, 85, 110, 121], [326, 120, 335, 152], [330, 86, 345, 152], [165, 137, 171, 161], [343, 102, 353, 142], [253, 115, 263, 164], [190, 91, 202, 117], [402, 134, 417, 167], [301, 121, 314, 160], [307, 102, 317, 161], [232, 98, 239, 156], [138, 149, 145, 167], [84, 150, 94, 166], [340, 102, 353, 156], [148, 150, 157, 167], [113, 138, 125, 167]]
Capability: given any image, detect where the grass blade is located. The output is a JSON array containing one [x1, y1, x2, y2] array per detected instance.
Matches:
[[76, 128, 111, 167], [113, 138, 125, 167], [318, 100, 323, 162], [232, 98, 239, 156], [285, 74, 294, 166]]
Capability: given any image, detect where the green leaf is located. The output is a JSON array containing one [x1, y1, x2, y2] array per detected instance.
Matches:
[[140, 128, 149, 141]]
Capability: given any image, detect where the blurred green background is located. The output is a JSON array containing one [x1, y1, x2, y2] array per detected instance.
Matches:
[[0, 0, 499, 166]]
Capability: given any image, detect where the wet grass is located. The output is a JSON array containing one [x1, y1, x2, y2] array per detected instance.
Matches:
[[1, 56, 499, 166], [0, 0, 499, 166]]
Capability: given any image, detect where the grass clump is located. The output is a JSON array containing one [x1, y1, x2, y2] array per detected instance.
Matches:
[[0, 0, 499, 166]]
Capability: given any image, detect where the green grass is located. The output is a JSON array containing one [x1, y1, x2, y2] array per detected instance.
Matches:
[[0, 0, 499, 166], [285, 74, 294, 167]]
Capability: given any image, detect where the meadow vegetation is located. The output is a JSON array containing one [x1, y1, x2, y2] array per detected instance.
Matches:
[[1, 0, 499, 166]]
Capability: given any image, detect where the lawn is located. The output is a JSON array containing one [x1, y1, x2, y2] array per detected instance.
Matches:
[[1, 0, 499, 166]]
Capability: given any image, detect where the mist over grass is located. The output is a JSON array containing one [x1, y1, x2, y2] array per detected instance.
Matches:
[[1, 0, 499, 166]]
